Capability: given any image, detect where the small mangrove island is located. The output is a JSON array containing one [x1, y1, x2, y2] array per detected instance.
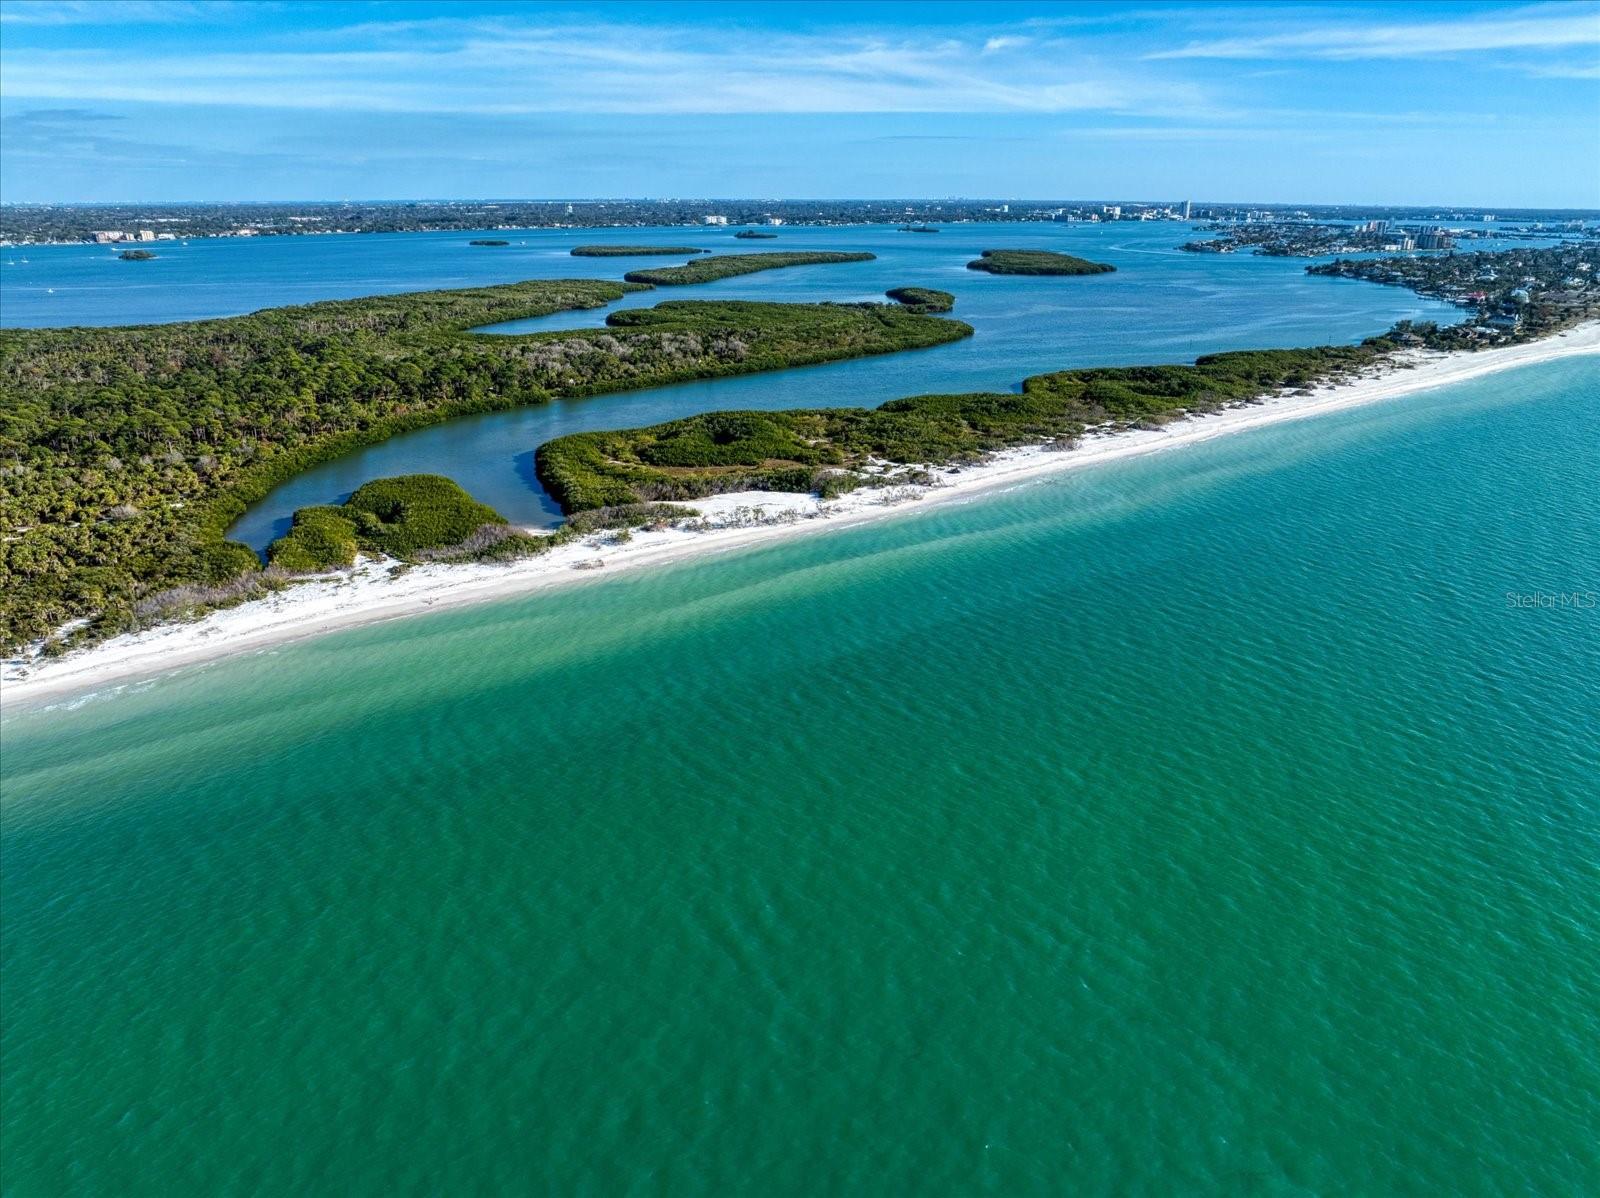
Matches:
[[967, 250, 1117, 276], [118, 249, 157, 260], [622, 251, 876, 286], [734, 230, 779, 239], [570, 245, 708, 256], [898, 225, 940, 234], [268, 475, 511, 569], [468, 239, 510, 246], [884, 287, 955, 312]]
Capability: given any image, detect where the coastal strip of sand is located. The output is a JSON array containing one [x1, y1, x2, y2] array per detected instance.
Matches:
[[5, 323, 1596, 711]]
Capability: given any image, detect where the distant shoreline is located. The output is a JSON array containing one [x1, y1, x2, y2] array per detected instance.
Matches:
[[5, 322, 1596, 711]]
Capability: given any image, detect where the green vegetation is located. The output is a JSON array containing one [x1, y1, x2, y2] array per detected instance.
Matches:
[[118, 249, 157, 261], [898, 225, 940, 234], [966, 250, 1116, 276], [734, 230, 778, 239], [623, 252, 875, 286], [468, 239, 510, 246], [0, 279, 970, 650], [884, 287, 955, 312], [536, 343, 1385, 512], [269, 488, 706, 570], [341, 474, 506, 557], [570, 245, 708, 257], [269, 475, 506, 566], [267, 507, 362, 572]]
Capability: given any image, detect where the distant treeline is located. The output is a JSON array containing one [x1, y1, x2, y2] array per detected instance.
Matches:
[[8, 200, 1584, 244]]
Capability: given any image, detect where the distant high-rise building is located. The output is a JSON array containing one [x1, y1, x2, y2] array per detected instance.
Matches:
[[702, 214, 728, 226], [1181, 200, 1192, 219]]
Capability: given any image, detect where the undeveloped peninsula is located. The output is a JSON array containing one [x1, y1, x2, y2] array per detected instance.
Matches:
[[0, 276, 964, 651]]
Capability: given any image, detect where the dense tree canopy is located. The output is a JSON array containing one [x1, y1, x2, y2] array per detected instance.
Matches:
[[536, 344, 1386, 511], [623, 252, 875, 285], [0, 279, 970, 649], [570, 245, 708, 256], [966, 250, 1116, 276]]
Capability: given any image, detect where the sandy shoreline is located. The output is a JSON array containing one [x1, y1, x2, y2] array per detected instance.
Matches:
[[6, 324, 1597, 710]]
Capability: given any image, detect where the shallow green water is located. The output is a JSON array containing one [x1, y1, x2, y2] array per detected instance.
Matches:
[[3, 357, 1598, 1195]]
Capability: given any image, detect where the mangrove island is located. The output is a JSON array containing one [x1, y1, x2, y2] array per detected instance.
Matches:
[[622, 251, 876, 286], [966, 250, 1117, 275], [570, 245, 709, 256]]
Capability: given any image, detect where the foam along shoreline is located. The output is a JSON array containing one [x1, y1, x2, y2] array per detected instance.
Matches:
[[6, 324, 1597, 710]]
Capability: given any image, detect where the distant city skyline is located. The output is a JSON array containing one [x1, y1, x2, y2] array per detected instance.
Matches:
[[1, 0, 1597, 206]]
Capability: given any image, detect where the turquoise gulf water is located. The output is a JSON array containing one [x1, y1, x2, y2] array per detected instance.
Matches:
[[3, 355, 1597, 1195]]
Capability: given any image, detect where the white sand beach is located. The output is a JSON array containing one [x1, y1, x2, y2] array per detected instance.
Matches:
[[5, 323, 1596, 709]]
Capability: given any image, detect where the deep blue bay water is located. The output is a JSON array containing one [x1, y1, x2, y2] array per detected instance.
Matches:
[[3, 221, 1463, 545], [204, 223, 1471, 548], [2, 224, 1597, 1195]]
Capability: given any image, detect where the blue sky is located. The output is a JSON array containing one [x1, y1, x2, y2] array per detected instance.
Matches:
[[1, 0, 1597, 205]]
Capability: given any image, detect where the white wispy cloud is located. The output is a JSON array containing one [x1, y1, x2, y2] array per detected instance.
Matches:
[[0, 18, 1211, 116], [0, 0, 252, 25], [1523, 60, 1600, 79], [1150, 3, 1600, 61], [1, 6, 1592, 122]]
